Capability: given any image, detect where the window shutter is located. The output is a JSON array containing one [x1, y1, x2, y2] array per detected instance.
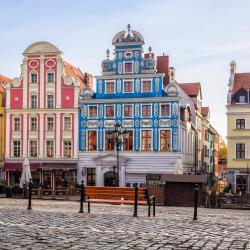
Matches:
[[246, 119, 250, 129], [246, 143, 250, 159]]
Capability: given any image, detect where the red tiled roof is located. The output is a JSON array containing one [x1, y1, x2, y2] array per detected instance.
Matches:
[[201, 107, 209, 116], [178, 82, 201, 97], [233, 73, 250, 92], [0, 74, 11, 93], [64, 61, 86, 89]]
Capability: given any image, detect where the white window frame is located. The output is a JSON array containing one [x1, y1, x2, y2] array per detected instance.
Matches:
[[30, 116, 37, 131], [13, 140, 21, 158], [159, 128, 172, 152], [63, 116, 72, 131], [104, 104, 116, 118], [47, 70, 55, 84], [123, 61, 134, 74], [63, 140, 72, 158], [30, 94, 38, 109], [123, 79, 134, 93], [30, 71, 38, 84], [160, 103, 171, 118], [141, 104, 152, 118], [29, 140, 38, 158], [104, 129, 115, 151], [123, 104, 134, 118], [239, 95, 246, 103], [88, 105, 98, 119], [141, 79, 153, 93], [46, 140, 55, 158], [105, 80, 116, 94], [86, 129, 98, 151], [47, 94, 54, 109], [47, 116, 54, 131], [140, 129, 153, 151], [122, 129, 134, 151], [13, 117, 20, 131]]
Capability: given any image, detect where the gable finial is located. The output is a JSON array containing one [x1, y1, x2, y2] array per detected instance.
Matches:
[[106, 49, 110, 60], [127, 24, 131, 33], [148, 46, 152, 53]]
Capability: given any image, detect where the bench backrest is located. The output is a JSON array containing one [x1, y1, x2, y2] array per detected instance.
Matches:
[[84, 186, 148, 201]]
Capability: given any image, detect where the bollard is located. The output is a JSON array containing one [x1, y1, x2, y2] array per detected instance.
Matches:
[[215, 191, 219, 208], [148, 200, 151, 217], [27, 179, 32, 210], [88, 196, 90, 213], [208, 190, 212, 208], [193, 184, 199, 220], [152, 196, 156, 217], [133, 183, 138, 217], [79, 181, 84, 213]]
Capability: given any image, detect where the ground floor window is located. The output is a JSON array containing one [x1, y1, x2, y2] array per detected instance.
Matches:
[[87, 168, 96, 186], [236, 175, 248, 193]]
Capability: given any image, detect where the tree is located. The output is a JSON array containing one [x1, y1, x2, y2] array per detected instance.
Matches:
[[219, 139, 227, 163]]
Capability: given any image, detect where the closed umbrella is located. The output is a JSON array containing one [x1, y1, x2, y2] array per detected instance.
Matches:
[[20, 158, 32, 188]]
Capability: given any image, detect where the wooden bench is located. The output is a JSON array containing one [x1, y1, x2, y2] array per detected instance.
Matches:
[[79, 184, 155, 217]]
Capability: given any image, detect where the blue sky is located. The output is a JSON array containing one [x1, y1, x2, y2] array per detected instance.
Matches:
[[1, 0, 250, 139]]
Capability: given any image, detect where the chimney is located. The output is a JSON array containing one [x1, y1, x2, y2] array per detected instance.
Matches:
[[157, 54, 169, 87]]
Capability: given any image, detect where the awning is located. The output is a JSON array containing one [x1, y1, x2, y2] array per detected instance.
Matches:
[[161, 174, 207, 184], [4, 163, 40, 171], [4, 162, 77, 171], [39, 163, 77, 170]]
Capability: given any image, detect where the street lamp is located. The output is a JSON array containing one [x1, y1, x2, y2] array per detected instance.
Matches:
[[107, 123, 129, 187]]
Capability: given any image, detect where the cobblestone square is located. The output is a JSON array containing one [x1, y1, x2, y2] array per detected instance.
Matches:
[[0, 199, 250, 249]]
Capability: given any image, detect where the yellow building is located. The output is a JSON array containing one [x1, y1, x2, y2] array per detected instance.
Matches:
[[227, 61, 250, 193], [0, 75, 10, 181]]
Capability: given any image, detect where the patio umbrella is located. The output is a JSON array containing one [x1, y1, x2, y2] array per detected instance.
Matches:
[[19, 158, 32, 188]]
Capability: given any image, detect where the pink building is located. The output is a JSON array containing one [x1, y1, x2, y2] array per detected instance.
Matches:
[[4, 42, 92, 187]]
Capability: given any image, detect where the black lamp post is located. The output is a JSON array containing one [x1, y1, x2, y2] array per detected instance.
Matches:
[[107, 123, 129, 187]]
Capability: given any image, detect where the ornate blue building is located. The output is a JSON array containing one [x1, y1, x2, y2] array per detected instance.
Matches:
[[78, 25, 184, 186]]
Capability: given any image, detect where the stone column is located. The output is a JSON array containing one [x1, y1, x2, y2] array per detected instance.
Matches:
[[23, 114, 28, 157], [56, 113, 61, 158], [23, 58, 28, 109], [39, 113, 44, 158], [56, 56, 62, 109], [40, 55, 44, 108], [96, 163, 102, 186], [5, 113, 10, 158], [120, 164, 126, 187]]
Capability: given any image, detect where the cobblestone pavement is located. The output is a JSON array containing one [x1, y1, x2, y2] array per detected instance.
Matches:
[[0, 199, 250, 249]]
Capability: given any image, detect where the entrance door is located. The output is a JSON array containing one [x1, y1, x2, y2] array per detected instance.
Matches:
[[104, 171, 116, 187]]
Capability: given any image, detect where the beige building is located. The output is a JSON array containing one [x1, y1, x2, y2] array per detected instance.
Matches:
[[227, 61, 250, 193]]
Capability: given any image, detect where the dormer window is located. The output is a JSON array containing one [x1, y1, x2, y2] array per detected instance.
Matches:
[[124, 62, 133, 73], [105, 81, 115, 94], [47, 72, 54, 83], [239, 96, 246, 103], [31, 73, 38, 83]]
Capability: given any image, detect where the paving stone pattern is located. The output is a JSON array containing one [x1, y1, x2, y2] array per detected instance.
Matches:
[[0, 199, 250, 249]]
